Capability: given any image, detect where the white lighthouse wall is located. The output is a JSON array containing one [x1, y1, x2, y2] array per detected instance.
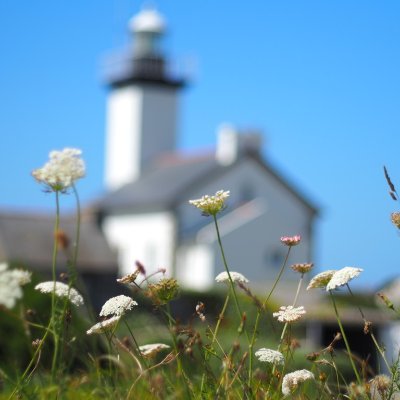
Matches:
[[140, 85, 178, 167], [105, 84, 178, 190], [105, 86, 142, 190], [103, 212, 176, 278]]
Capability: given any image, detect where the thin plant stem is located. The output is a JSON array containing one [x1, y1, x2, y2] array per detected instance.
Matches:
[[346, 284, 392, 373], [248, 246, 291, 386], [163, 303, 192, 399], [212, 215, 249, 343], [200, 293, 230, 394], [329, 290, 362, 385], [267, 271, 304, 396], [50, 190, 60, 383]]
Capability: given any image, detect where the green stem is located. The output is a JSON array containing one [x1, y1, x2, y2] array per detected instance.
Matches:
[[212, 215, 249, 342], [200, 293, 230, 395], [50, 191, 61, 383], [329, 291, 362, 385], [346, 284, 392, 374], [248, 247, 291, 387]]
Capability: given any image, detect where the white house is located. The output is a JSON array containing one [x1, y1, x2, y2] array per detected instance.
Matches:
[[97, 7, 318, 292]]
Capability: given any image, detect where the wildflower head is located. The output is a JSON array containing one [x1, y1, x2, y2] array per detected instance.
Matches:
[[139, 343, 170, 358], [146, 278, 179, 305], [291, 263, 314, 274], [0, 263, 31, 309], [116, 270, 140, 284], [35, 281, 84, 306], [326, 267, 363, 291], [189, 190, 230, 216], [215, 271, 249, 284], [282, 369, 315, 396], [273, 305, 306, 323], [307, 270, 337, 290], [391, 212, 400, 229], [32, 148, 85, 192], [254, 348, 284, 365], [280, 235, 301, 247], [370, 375, 391, 399], [86, 316, 120, 335], [99, 295, 137, 317]]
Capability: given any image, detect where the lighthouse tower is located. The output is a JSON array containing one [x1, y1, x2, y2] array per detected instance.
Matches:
[[104, 8, 185, 190]]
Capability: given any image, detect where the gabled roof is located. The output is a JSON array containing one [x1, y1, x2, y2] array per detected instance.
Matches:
[[0, 210, 117, 273], [97, 151, 319, 215]]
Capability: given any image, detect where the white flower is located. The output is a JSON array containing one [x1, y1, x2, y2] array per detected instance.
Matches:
[[307, 270, 337, 290], [254, 348, 284, 365], [35, 281, 84, 306], [86, 316, 120, 335], [282, 369, 315, 396], [215, 271, 249, 284], [0, 263, 31, 309], [139, 343, 170, 358], [326, 267, 363, 291], [189, 190, 230, 215], [32, 148, 85, 191], [273, 305, 306, 323], [99, 295, 138, 317]]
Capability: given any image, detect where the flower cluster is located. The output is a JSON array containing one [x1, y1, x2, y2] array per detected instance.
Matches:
[[139, 343, 170, 358], [254, 348, 284, 365], [307, 270, 337, 290], [215, 271, 249, 284], [391, 212, 400, 229], [35, 281, 84, 307], [291, 263, 314, 274], [0, 263, 31, 309], [99, 295, 137, 317], [282, 369, 315, 396], [280, 235, 301, 247], [189, 190, 230, 216], [32, 148, 85, 191], [307, 267, 363, 291], [87, 315, 120, 335], [273, 305, 306, 323], [326, 267, 363, 291], [146, 278, 180, 305]]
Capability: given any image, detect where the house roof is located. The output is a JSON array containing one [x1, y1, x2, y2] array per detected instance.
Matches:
[[0, 210, 117, 273], [97, 151, 319, 216]]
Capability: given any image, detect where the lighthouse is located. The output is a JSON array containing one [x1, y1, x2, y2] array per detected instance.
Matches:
[[104, 8, 185, 190]]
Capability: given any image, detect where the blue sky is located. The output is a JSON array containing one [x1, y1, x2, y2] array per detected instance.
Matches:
[[1, 1, 399, 288]]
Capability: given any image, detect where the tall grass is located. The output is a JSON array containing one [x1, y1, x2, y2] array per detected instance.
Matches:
[[0, 154, 399, 399]]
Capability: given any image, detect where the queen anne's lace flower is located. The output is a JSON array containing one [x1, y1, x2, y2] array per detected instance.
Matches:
[[139, 343, 170, 358], [215, 271, 249, 284], [255, 348, 284, 365], [86, 316, 120, 335], [273, 305, 306, 323], [99, 295, 137, 317], [35, 281, 84, 306], [282, 369, 315, 396], [326, 267, 363, 291], [189, 190, 230, 215], [0, 263, 31, 309], [32, 148, 85, 191], [307, 270, 337, 290]]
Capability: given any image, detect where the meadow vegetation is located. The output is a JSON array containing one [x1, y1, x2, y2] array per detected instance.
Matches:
[[0, 150, 399, 399]]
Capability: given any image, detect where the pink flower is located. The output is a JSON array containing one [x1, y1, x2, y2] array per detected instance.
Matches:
[[280, 235, 301, 247]]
